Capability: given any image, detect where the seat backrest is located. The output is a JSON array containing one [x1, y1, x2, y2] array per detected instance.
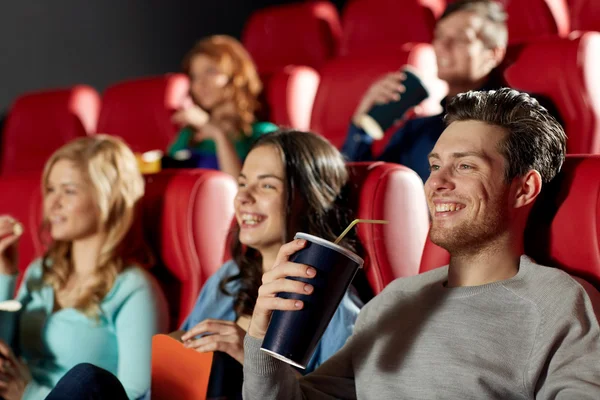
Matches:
[[242, 1, 342, 75], [567, 0, 600, 31], [347, 162, 430, 294], [420, 155, 600, 289], [265, 65, 321, 130], [525, 155, 600, 288], [97, 74, 189, 153], [339, 0, 444, 56], [503, 31, 600, 154], [0, 173, 44, 286], [1, 86, 100, 176], [505, 0, 570, 44], [310, 43, 443, 148], [143, 169, 237, 328]]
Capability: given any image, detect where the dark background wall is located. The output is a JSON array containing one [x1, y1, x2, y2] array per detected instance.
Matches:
[[0, 0, 346, 115]]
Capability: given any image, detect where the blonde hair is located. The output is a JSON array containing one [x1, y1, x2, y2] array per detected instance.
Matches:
[[183, 35, 263, 135], [41, 135, 153, 316]]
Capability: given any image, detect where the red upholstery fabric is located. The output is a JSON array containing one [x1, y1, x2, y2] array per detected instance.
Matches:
[[504, 0, 570, 44], [347, 162, 430, 294], [143, 169, 237, 328], [242, 1, 342, 75], [340, 0, 444, 56], [97, 74, 189, 153], [525, 155, 600, 287], [1, 86, 100, 176], [503, 31, 600, 154], [266, 65, 320, 130], [310, 43, 443, 149], [568, 0, 600, 31], [420, 155, 600, 289], [0, 173, 44, 287], [338, 0, 569, 51]]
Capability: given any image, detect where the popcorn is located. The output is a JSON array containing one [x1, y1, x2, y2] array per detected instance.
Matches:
[[12, 222, 23, 236]]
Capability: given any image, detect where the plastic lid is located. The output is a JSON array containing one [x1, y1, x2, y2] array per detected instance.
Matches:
[[294, 232, 364, 268]]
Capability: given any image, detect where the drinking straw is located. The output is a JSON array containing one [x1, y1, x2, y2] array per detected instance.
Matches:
[[334, 219, 388, 245]]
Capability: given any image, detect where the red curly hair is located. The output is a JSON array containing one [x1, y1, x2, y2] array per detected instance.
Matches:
[[183, 35, 263, 136]]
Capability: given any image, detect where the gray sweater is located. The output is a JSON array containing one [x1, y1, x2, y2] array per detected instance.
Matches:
[[243, 256, 600, 399]]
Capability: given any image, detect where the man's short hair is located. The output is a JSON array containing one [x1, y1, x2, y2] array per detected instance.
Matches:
[[440, 0, 508, 49], [444, 88, 566, 184]]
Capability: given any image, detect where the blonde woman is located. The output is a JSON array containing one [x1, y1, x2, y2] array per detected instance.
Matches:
[[0, 135, 168, 400]]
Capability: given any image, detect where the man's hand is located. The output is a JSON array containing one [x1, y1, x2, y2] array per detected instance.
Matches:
[[352, 71, 407, 126]]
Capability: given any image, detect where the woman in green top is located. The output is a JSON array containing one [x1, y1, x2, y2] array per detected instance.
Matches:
[[168, 35, 277, 176]]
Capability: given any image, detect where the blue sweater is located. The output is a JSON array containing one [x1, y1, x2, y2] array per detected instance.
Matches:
[[181, 260, 363, 373], [0, 259, 168, 400]]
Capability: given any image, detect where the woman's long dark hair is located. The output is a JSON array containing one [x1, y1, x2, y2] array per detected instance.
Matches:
[[220, 130, 357, 317]]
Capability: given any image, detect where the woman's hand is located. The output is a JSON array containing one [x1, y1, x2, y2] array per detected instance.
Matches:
[[172, 104, 210, 130], [211, 101, 241, 135], [247, 239, 315, 340], [0, 216, 22, 276], [192, 122, 227, 143], [181, 319, 246, 364], [0, 340, 31, 400], [198, 119, 242, 177]]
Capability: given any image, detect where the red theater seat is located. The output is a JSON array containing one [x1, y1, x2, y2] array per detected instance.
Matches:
[[143, 169, 237, 328], [504, 0, 570, 44], [568, 0, 600, 31], [347, 162, 430, 294], [310, 43, 444, 149], [420, 155, 600, 290], [242, 2, 341, 129], [525, 155, 600, 288], [265, 65, 320, 130], [97, 74, 189, 153], [1, 86, 100, 176], [339, 0, 445, 56], [503, 31, 600, 154], [242, 1, 342, 76]]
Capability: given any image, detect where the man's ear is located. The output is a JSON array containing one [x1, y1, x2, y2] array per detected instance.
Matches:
[[486, 46, 506, 71], [513, 170, 543, 209]]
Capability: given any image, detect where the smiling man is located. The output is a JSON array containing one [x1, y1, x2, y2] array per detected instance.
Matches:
[[242, 88, 600, 399], [343, 0, 508, 182]]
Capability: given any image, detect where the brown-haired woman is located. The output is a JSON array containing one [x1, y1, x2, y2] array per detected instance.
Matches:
[[167, 35, 278, 177], [0, 135, 168, 400], [174, 129, 363, 397]]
